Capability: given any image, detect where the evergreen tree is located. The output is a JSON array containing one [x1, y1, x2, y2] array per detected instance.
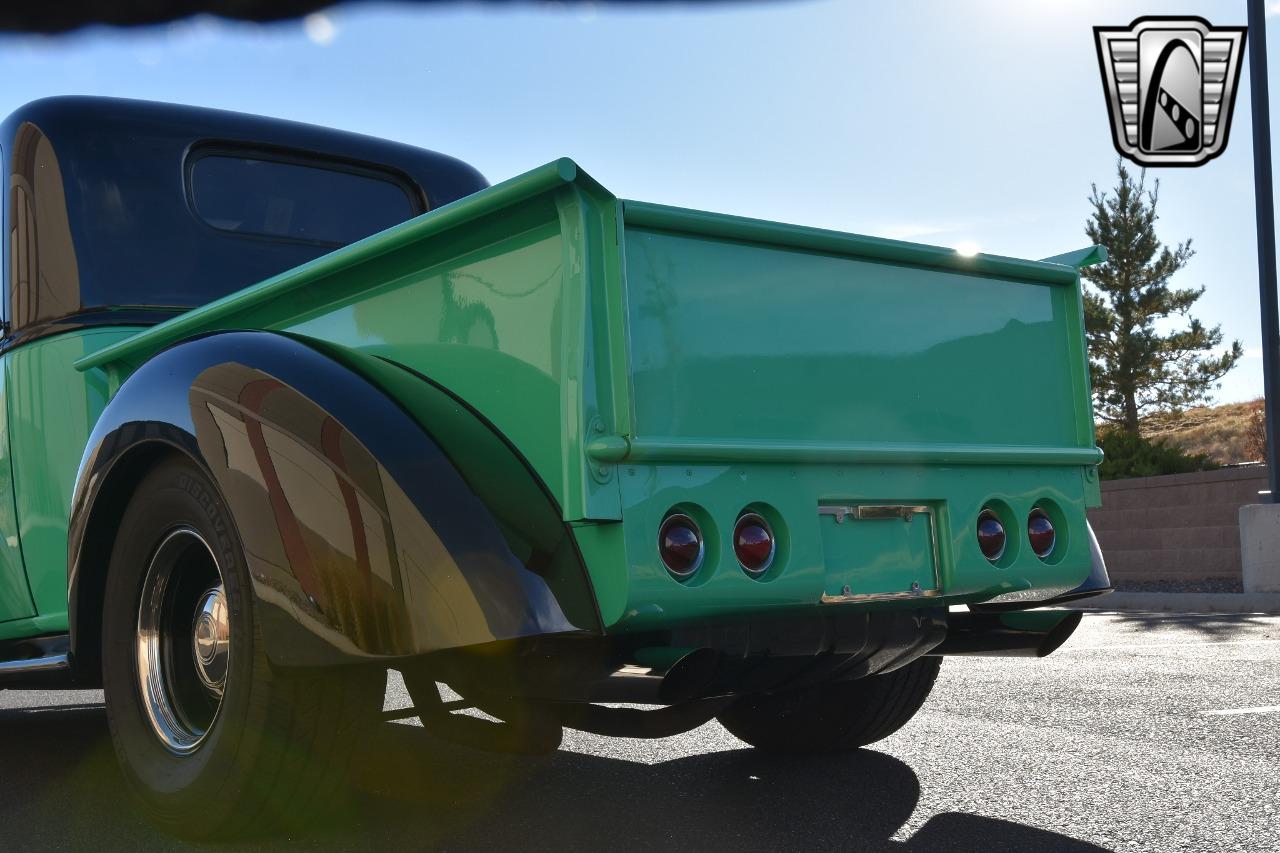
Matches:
[[1082, 161, 1241, 435]]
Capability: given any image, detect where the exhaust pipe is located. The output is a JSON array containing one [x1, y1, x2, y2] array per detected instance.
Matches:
[[585, 647, 720, 704], [930, 610, 1083, 658]]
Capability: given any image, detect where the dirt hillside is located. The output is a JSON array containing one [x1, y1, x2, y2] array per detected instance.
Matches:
[[1138, 398, 1265, 465]]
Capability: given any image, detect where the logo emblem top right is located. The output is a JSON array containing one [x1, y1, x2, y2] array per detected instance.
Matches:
[[1094, 17, 1247, 167]]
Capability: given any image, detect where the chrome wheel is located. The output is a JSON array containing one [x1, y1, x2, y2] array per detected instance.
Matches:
[[135, 527, 229, 754]]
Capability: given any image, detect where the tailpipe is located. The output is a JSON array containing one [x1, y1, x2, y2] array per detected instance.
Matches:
[[586, 647, 720, 704], [930, 610, 1083, 658]]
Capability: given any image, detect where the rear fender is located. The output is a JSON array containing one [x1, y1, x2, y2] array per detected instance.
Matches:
[[68, 331, 600, 670]]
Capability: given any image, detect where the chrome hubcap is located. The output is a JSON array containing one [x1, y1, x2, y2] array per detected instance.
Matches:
[[192, 586, 229, 696], [136, 527, 229, 754]]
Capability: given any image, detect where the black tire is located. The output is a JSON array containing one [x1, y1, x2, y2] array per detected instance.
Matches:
[[716, 657, 941, 753], [100, 456, 383, 839]]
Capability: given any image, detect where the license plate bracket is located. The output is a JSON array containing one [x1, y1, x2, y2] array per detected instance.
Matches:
[[817, 504, 942, 603]]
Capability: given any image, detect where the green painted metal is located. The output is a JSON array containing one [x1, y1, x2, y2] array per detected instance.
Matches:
[[1040, 245, 1109, 269], [818, 503, 937, 597], [622, 201, 1085, 287], [0, 612, 68, 642], [586, 200, 1101, 628], [77, 158, 626, 524], [23, 156, 1101, 636], [0, 355, 36, 624], [621, 218, 1096, 454], [5, 328, 142, 628], [588, 437, 1102, 467], [587, 460, 1094, 630], [76, 158, 584, 372]]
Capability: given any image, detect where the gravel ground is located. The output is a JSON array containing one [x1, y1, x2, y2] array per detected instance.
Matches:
[[1, 612, 1277, 852]]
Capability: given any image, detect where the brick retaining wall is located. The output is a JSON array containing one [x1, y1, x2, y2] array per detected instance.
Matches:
[[1086, 465, 1268, 583]]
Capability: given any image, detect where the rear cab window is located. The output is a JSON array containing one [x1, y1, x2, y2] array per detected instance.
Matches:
[[187, 150, 423, 247]]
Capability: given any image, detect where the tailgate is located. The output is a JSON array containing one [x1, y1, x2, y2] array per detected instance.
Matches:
[[620, 202, 1094, 453]]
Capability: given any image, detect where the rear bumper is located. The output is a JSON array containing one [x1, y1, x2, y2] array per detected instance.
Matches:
[[419, 606, 948, 705], [418, 598, 1085, 707]]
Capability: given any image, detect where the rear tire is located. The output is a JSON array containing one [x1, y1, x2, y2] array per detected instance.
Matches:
[[100, 457, 383, 839], [716, 657, 941, 753]]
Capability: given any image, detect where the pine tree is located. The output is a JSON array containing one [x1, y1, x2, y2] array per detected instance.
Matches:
[[1082, 161, 1242, 435]]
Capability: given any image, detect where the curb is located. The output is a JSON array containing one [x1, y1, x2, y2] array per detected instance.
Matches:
[[1065, 591, 1280, 614]]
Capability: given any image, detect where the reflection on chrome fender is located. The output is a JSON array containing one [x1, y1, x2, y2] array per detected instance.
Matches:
[[69, 332, 598, 670]]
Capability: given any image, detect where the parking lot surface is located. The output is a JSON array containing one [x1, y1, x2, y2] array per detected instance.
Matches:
[[1, 611, 1276, 852]]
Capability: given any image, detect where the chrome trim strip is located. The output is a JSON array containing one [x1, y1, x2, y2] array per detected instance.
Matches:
[[818, 504, 943, 604], [820, 504, 932, 523], [0, 653, 70, 675], [820, 588, 943, 604]]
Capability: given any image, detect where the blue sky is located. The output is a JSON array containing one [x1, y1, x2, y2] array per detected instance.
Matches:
[[1, 0, 1277, 403]]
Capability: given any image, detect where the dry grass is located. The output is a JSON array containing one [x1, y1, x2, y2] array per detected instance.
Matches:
[[1136, 398, 1266, 465]]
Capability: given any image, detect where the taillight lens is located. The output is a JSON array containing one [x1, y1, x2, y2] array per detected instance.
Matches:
[[659, 514, 704, 578], [1028, 509, 1056, 559], [977, 510, 1006, 562], [733, 512, 776, 576]]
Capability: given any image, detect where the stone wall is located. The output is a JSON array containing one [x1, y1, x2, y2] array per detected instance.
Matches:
[[1086, 465, 1268, 584]]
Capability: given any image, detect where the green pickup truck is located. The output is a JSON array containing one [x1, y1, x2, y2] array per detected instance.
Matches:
[[0, 96, 1110, 837]]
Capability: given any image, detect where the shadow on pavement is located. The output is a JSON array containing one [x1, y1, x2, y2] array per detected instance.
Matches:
[[1102, 612, 1277, 641], [0, 702, 1114, 852]]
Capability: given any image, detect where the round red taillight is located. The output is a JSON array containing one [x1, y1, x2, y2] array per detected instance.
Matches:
[[977, 510, 1007, 562], [733, 512, 776, 576], [1028, 509, 1056, 559], [659, 514, 704, 578]]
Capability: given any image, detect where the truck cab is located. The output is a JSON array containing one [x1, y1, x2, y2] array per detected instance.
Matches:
[[0, 96, 485, 631]]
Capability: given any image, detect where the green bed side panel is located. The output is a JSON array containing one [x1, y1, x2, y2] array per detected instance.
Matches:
[[77, 159, 628, 525]]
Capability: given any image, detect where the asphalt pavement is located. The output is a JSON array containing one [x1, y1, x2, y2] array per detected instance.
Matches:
[[1, 612, 1276, 852]]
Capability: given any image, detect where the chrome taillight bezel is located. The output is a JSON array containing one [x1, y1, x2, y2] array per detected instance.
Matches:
[[733, 511, 777, 577], [977, 508, 1007, 563], [658, 512, 705, 579], [1027, 508, 1056, 559]]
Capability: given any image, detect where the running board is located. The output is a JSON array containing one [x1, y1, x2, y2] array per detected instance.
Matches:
[[0, 634, 72, 682], [0, 652, 70, 675]]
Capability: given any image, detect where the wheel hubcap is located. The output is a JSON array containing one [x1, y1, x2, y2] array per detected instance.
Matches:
[[192, 586, 229, 696], [135, 527, 229, 754]]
